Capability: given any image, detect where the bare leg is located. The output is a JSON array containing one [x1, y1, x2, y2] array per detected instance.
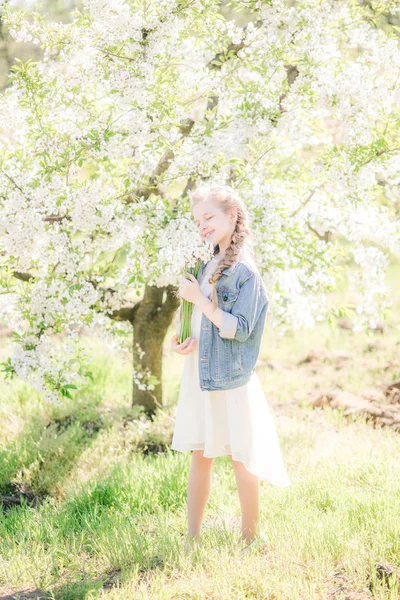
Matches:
[[230, 456, 260, 545], [187, 449, 214, 544]]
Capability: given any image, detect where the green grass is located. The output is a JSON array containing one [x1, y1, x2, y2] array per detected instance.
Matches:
[[0, 263, 399, 599]]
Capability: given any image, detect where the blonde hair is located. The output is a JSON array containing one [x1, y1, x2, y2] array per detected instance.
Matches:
[[191, 184, 253, 309]]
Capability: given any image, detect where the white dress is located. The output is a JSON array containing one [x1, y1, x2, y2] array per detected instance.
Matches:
[[171, 256, 291, 486]]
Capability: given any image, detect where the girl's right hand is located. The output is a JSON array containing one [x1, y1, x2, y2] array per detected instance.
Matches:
[[171, 333, 197, 354]]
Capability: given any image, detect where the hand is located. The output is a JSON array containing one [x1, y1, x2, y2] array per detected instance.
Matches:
[[178, 272, 203, 305], [171, 333, 197, 354]]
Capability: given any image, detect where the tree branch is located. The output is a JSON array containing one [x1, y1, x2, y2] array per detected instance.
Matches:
[[289, 187, 319, 218], [124, 24, 262, 204], [42, 215, 72, 223]]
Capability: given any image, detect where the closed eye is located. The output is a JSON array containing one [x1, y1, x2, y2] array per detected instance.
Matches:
[[195, 216, 213, 227]]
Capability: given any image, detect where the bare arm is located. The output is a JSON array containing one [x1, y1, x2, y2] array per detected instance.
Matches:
[[194, 294, 224, 329]]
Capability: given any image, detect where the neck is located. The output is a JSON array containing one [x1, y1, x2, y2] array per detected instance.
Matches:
[[214, 246, 225, 260], [214, 243, 247, 261]]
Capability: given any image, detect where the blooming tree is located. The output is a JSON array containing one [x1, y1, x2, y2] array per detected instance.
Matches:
[[0, 0, 399, 413]]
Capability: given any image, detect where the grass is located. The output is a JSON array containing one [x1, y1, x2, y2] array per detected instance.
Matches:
[[0, 263, 399, 599]]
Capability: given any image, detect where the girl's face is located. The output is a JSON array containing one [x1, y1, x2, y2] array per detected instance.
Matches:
[[192, 200, 236, 249]]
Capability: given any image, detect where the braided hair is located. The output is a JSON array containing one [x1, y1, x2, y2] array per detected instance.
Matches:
[[191, 184, 254, 309]]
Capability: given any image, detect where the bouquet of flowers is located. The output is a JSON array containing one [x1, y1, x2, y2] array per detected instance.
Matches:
[[177, 257, 204, 344]]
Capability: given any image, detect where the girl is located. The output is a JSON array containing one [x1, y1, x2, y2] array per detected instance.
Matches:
[[170, 184, 290, 551]]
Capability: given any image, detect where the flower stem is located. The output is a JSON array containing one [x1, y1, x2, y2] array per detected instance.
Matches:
[[178, 258, 203, 344]]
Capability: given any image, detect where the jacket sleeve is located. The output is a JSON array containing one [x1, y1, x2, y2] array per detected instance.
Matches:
[[218, 273, 268, 342]]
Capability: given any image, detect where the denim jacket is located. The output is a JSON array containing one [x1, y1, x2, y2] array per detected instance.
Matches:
[[176, 248, 269, 392]]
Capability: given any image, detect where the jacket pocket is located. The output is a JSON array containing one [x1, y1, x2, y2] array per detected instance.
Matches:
[[217, 287, 239, 310]]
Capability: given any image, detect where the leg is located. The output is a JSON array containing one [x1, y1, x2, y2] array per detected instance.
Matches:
[[230, 456, 260, 546], [187, 449, 214, 544]]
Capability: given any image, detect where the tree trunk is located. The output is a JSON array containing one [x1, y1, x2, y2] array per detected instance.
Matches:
[[131, 284, 179, 417]]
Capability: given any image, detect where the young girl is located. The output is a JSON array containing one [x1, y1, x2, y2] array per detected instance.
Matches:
[[170, 184, 290, 551]]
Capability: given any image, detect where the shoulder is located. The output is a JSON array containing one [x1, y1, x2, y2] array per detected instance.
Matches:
[[234, 249, 268, 298]]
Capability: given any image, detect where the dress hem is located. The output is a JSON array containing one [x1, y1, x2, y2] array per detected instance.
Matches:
[[170, 444, 291, 486]]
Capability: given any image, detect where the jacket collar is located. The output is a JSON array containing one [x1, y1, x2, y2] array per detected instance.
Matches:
[[198, 254, 238, 279], [198, 244, 253, 279], [199, 263, 236, 278]]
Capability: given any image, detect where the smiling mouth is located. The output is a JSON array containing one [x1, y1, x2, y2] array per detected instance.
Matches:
[[204, 230, 214, 239]]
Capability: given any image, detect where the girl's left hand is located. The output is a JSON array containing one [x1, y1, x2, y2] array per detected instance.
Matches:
[[178, 273, 203, 304]]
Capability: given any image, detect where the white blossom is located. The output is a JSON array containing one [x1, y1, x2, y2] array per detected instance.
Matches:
[[0, 0, 399, 401]]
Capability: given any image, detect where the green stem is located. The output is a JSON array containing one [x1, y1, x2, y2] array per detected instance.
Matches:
[[178, 257, 203, 344]]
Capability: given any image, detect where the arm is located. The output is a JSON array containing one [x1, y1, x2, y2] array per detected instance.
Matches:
[[194, 296, 224, 330], [195, 273, 268, 343]]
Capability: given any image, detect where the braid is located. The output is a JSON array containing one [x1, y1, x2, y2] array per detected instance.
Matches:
[[208, 206, 251, 286], [191, 184, 253, 309]]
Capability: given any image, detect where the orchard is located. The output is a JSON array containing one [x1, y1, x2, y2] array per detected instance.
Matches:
[[0, 0, 399, 413]]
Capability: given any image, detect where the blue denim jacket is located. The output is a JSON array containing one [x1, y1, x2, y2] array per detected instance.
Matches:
[[187, 248, 269, 392]]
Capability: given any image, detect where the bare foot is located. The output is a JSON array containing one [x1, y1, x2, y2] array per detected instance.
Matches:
[[184, 534, 199, 554], [239, 533, 269, 554]]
